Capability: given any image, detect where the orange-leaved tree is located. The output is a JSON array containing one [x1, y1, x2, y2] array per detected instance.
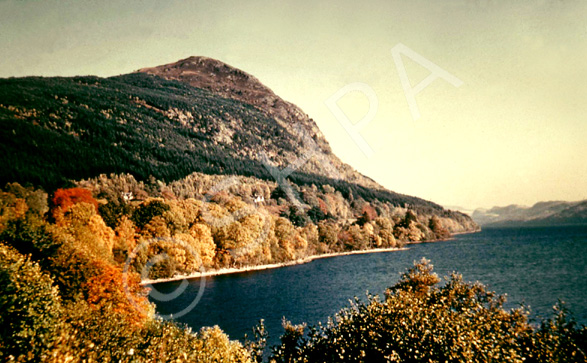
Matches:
[[52, 188, 98, 220], [84, 259, 152, 326]]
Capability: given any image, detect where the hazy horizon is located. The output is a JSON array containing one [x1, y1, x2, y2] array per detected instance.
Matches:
[[1, 0, 585, 210]]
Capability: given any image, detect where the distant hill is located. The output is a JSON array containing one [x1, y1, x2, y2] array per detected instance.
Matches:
[[0, 56, 477, 234], [472, 200, 587, 227]]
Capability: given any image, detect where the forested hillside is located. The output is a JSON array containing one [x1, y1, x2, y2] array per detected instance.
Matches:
[[0, 72, 408, 203], [0, 58, 477, 229]]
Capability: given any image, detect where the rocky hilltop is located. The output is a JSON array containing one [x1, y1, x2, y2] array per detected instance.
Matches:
[[137, 56, 381, 190], [138, 56, 310, 128]]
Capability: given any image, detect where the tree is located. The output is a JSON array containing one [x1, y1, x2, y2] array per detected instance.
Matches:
[[52, 188, 98, 218], [318, 221, 339, 251], [3, 182, 49, 216], [84, 259, 151, 326], [56, 202, 115, 258], [356, 204, 377, 226], [274, 217, 297, 260], [113, 216, 137, 262], [140, 215, 171, 239], [307, 206, 327, 223], [301, 223, 319, 255], [98, 199, 133, 229], [281, 206, 307, 227], [403, 209, 418, 227], [188, 223, 216, 268], [131, 199, 170, 229], [429, 215, 450, 240]]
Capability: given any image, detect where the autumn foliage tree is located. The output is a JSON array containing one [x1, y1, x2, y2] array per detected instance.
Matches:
[[84, 259, 151, 326], [51, 188, 98, 216], [429, 215, 450, 240], [188, 223, 216, 267]]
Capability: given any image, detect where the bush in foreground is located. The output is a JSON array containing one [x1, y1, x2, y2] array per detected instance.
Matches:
[[0, 244, 62, 362], [270, 259, 587, 363]]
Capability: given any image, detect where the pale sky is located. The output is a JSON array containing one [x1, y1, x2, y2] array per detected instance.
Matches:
[[1, 0, 586, 209]]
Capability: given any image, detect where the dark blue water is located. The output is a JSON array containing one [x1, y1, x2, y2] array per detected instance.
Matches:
[[149, 226, 587, 347]]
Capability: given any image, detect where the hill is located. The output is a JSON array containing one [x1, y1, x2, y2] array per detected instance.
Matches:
[[472, 200, 587, 227], [0, 56, 477, 236]]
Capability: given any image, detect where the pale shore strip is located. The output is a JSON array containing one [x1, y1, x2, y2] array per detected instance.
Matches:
[[452, 229, 482, 236], [140, 247, 409, 286]]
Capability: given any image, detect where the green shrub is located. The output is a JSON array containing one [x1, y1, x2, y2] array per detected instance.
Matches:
[[0, 243, 62, 361], [99, 199, 133, 229], [134, 321, 251, 362], [132, 200, 170, 229], [520, 304, 587, 363]]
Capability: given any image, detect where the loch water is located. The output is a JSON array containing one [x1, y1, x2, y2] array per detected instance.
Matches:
[[150, 226, 587, 348]]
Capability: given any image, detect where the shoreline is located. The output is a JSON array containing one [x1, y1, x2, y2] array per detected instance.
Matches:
[[141, 246, 409, 286], [407, 229, 481, 245], [140, 228, 481, 286]]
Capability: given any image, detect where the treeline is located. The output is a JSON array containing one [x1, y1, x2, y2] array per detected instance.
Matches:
[[0, 74, 281, 190], [0, 172, 456, 288], [73, 172, 463, 279]]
